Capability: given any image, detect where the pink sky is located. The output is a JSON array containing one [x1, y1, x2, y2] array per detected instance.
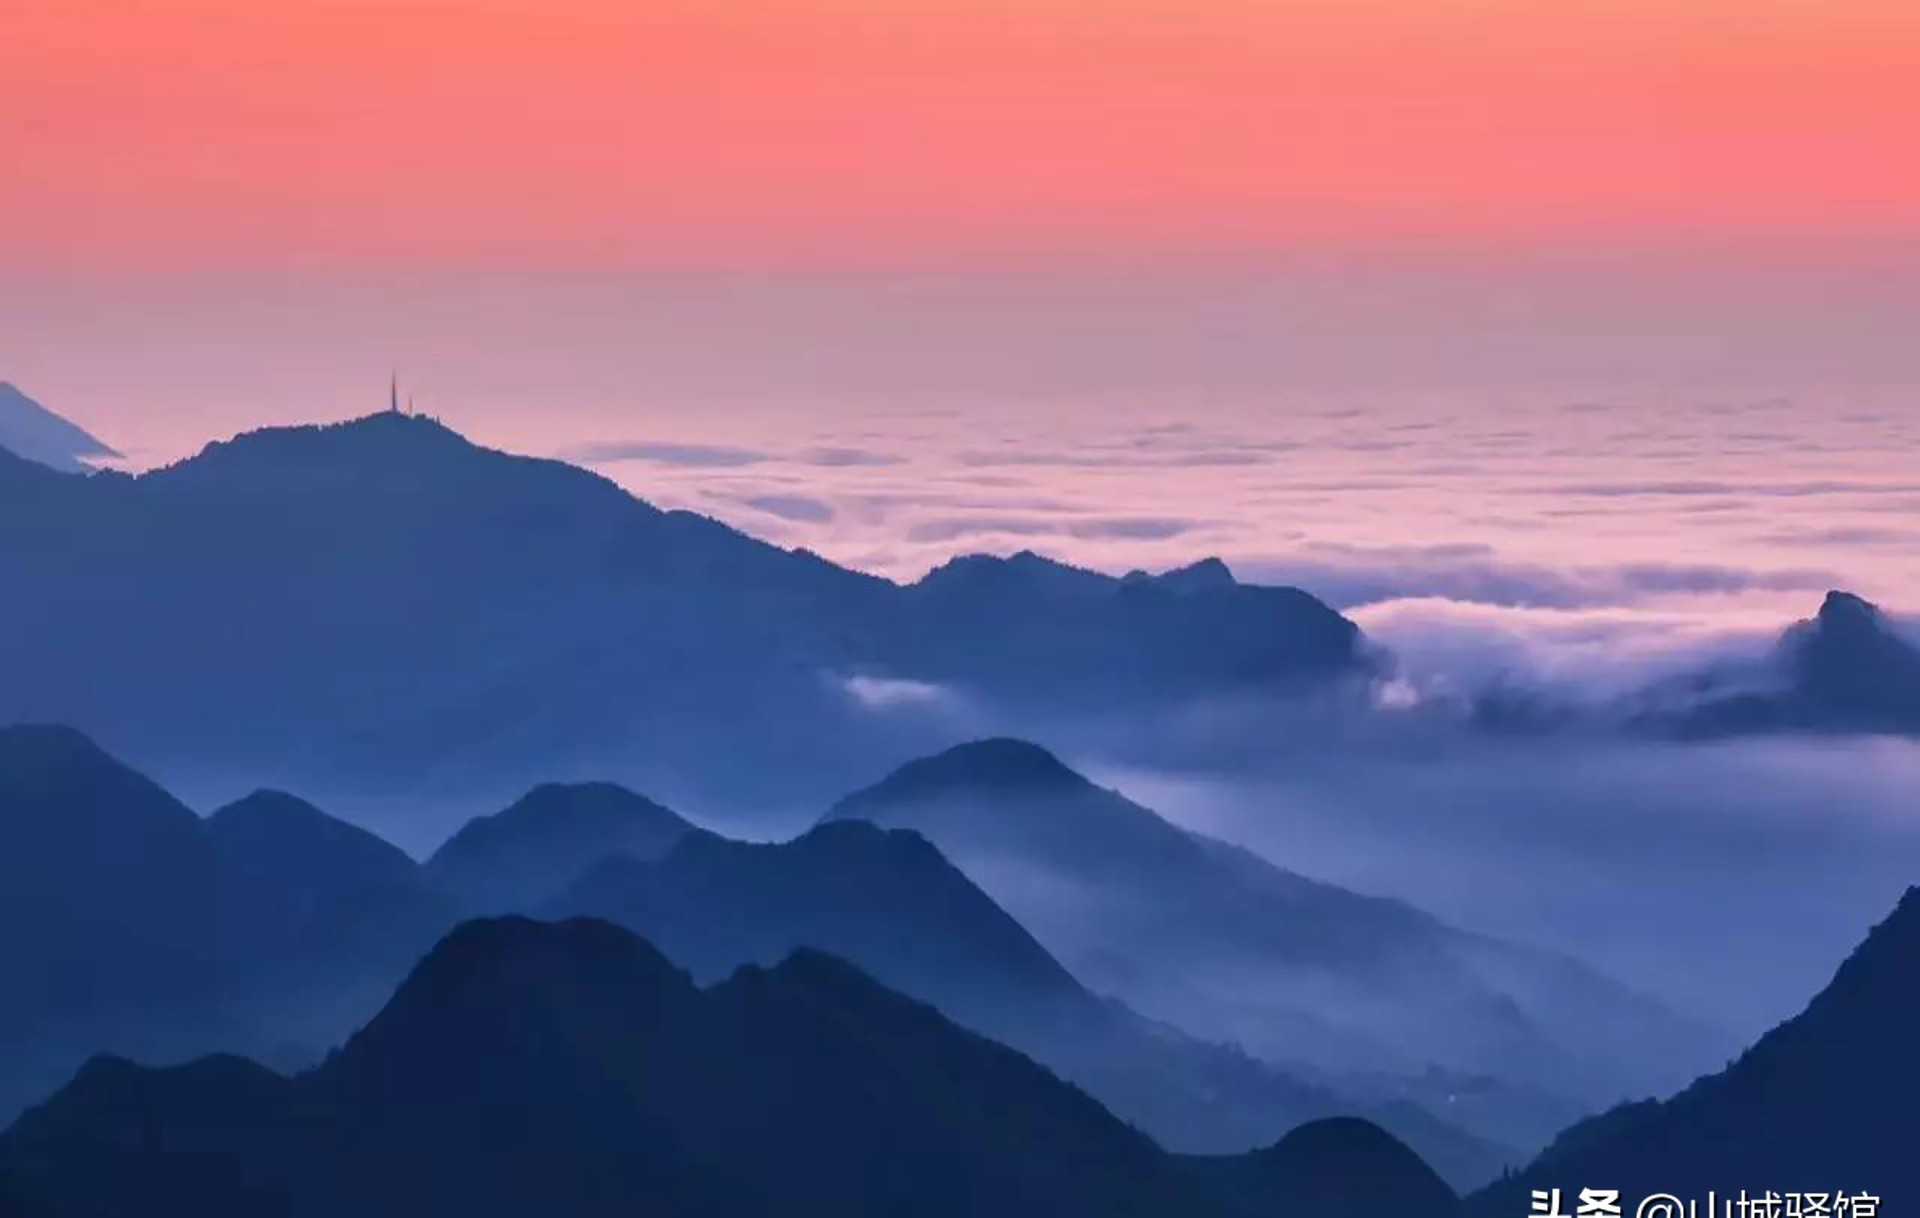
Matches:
[[6, 0, 1917, 269], [4, 1, 1916, 619]]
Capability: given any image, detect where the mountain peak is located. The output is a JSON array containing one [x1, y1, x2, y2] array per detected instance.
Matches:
[[362, 915, 691, 1033], [1673, 590, 1920, 738], [1782, 589, 1920, 724], [207, 788, 419, 888], [427, 781, 694, 910], [1815, 589, 1882, 630], [0, 382, 119, 472], [837, 739, 1089, 812], [172, 411, 468, 471], [436, 781, 692, 853], [0, 721, 113, 764], [209, 787, 333, 826], [1155, 556, 1238, 593], [418, 914, 679, 976], [913, 550, 1115, 599], [1215, 1117, 1461, 1218], [0, 724, 196, 826]]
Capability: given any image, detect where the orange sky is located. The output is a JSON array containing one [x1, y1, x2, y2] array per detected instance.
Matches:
[[5, 0, 1917, 269]]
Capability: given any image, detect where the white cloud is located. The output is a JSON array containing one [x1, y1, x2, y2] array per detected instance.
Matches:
[[1349, 597, 1782, 706], [835, 674, 960, 712]]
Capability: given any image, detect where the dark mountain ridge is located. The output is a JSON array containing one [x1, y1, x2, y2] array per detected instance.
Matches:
[[0, 723, 1506, 1185], [0, 725, 468, 1118], [0, 916, 1461, 1218], [1473, 887, 1920, 1212], [1193, 1116, 1461, 1218], [551, 818, 1510, 1181]]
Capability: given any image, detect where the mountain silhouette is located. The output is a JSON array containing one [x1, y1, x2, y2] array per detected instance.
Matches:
[[202, 789, 456, 1044], [206, 788, 447, 961], [1473, 887, 1920, 1212], [209, 789, 423, 914], [825, 739, 1726, 1150], [0, 725, 1507, 1189], [0, 383, 118, 473], [0, 725, 229, 1111], [0, 916, 1460, 1217], [0, 727, 447, 1120], [426, 781, 694, 909], [1192, 1116, 1462, 1218], [551, 818, 1509, 1182], [905, 549, 1362, 704], [1635, 591, 1920, 738], [558, 820, 1082, 1004], [1760, 590, 1920, 731], [0, 412, 1369, 834]]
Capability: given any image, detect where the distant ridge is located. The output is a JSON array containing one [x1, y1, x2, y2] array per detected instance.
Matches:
[[0, 384, 118, 472], [0, 410, 1369, 821], [826, 738, 1728, 1150], [428, 782, 695, 909]]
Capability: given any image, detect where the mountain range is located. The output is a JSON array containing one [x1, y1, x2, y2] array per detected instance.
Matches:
[[0, 717, 1739, 1172], [0, 726, 456, 1116], [4, 399, 1913, 1210], [0, 411, 1367, 834], [550, 817, 1513, 1183], [2, 405, 1910, 844], [0, 723, 1513, 1186], [7, 875, 1917, 1214], [824, 738, 1725, 1141], [0, 916, 1463, 1218]]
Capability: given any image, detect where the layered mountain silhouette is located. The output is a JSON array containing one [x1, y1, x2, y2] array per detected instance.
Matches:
[[0, 916, 1461, 1217], [1473, 887, 1920, 1211], [0, 726, 454, 1117], [0, 384, 118, 473], [0, 726, 719, 1119], [1653, 591, 1920, 737], [426, 781, 694, 909], [0, 726, 225, 1074], [202, 789, 457, 1051], [0, 724, 1506, 1184], [0, 412, 1368, 831], [824, 739, 1727, 1148], [551, 818, 1512, 1183]]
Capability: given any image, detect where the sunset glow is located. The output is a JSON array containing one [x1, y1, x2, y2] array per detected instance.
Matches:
[[7, 0, 1918, 269]]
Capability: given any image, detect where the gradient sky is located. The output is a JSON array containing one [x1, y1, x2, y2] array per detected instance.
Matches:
[[4, 0, 1916, 626], [8, 0, 1918, 268]]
